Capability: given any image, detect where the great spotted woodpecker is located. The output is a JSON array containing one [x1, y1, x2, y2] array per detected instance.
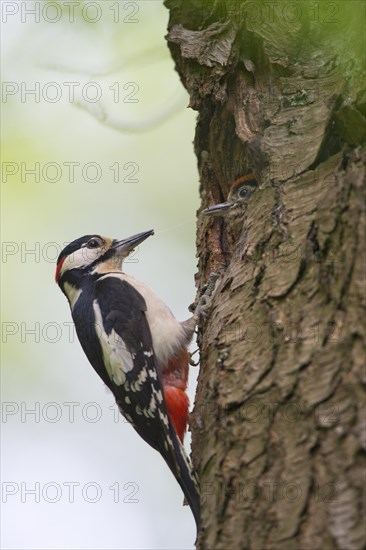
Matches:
[[55, 230, 201, 530], [203, 173, 257, 217]]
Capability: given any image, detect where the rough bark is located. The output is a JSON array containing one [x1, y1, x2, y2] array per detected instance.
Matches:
[[164, 1, 365, 549]]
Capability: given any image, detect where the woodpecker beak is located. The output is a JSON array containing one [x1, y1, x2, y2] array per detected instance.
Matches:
[[203, 202, 231, 216], [112, 230, 154, 255]]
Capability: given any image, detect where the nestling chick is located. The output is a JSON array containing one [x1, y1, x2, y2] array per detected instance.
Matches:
[[203, 173, 258, 218]]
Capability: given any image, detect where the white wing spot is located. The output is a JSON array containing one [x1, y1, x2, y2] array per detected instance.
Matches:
[[93, 301, 134, 386], [131, 367, 148, 392], [149, 395, 157, 412], [158, 410, 169, 427], [138, 368, 148, 383]]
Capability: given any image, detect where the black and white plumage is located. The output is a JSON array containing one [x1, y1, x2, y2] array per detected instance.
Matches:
[[55, 231, 200, 531]]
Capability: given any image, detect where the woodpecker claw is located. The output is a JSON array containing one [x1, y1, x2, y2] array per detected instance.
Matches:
[[195, 295, 210, 319], [194, 271, 221, 320], [189, 348, 200, 367]]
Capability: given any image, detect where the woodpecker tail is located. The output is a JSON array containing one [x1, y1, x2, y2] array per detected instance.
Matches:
[[165, 425, 201, 532], [161, 353, 200, 530]]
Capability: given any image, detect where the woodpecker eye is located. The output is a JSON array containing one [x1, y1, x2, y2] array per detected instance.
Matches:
[[86, 237, 103, 249]]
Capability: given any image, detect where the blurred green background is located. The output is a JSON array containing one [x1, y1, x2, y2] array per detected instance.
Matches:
[[1, 1, 199, 548]]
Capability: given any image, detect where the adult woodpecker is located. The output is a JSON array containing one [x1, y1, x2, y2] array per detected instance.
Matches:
[[55, 230, 201, 530], [203, 173, 258, 217]]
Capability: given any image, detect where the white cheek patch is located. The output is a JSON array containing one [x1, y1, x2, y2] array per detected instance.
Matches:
[[60, 246, 102, 277]]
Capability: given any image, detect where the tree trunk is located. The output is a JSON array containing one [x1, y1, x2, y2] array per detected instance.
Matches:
[[164, 1, 366, 549]]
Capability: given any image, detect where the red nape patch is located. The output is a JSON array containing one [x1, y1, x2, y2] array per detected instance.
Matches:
[[55, 257, 66, 283], [164, 386, 189, 443]]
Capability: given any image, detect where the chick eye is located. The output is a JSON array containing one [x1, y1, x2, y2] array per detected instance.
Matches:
[[238, 187, 251, 198], [87, 238, 102, 249]]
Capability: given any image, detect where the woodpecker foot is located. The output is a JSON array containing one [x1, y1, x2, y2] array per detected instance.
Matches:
[[194, 294, 210, 319], [192, 271, 222, 319]]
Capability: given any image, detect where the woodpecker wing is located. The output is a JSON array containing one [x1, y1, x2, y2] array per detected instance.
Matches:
[[73, 275, 200, 527]]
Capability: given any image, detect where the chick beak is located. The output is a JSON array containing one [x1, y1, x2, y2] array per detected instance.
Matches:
[[203, 202, 231, 217]]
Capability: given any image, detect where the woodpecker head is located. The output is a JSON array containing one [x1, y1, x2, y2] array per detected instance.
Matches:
[[203, 174, 257, 218], [55, 230, 154, 291]]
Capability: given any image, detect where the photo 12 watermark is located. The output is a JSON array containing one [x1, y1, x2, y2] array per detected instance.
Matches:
[[1, 239, 141, 265], [201, 480, 339, 504], [196, 399, 341, 428], [1, 480, 140, 503], [1, 1, 140, 24], [199, 1, 340, 25], [1, 81, 139, 104], [1, 161, 139, 184], [1, 400, 130, 424]]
